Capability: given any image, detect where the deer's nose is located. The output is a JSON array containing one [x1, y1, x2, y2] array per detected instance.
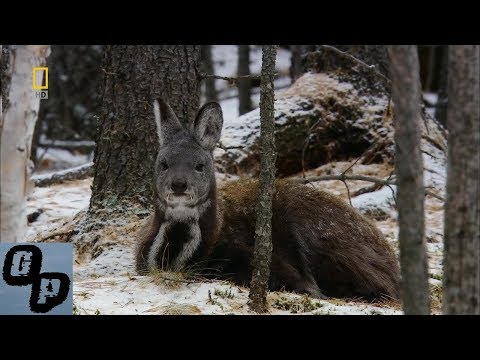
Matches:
[[171, 180, 188, 194]]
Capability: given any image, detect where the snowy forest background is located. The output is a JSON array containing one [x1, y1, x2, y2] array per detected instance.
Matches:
[[0, 45, 478, 315]]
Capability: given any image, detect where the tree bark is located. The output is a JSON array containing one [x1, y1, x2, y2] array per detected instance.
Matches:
[[290, 45, 305, 82], [0, 45, 3, 122], [443, 45, 480, 315], [388, 45, 430, 315], [249, 45, 277, 313], [200, 45, 217, 102], [89, 46, 200, 211], [1, 45, 50, 243], [1, 45, 10, 121], [238, 45, 253, 115], [436, 46, 449, 128], [40, 45, 103, 140]]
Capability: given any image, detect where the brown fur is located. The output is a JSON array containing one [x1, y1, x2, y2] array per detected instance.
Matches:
[[136, 178, 400, 301]]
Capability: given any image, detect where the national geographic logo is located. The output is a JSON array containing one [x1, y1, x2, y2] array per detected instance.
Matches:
[[32, 66, 48, 100]]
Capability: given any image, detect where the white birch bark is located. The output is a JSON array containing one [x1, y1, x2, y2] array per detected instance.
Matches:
[[1, 45, 50, 243]]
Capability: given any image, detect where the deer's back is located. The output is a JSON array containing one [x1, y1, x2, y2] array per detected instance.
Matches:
[[214, 179, 400, 300]]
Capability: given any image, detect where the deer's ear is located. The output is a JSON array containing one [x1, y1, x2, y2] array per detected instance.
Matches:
[[153, 98, 183, 146], [193, 102, 223, 151]]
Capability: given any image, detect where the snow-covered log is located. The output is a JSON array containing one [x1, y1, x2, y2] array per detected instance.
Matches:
[[216, 47, 447, 178], [32, 162, 93, 187], [1, 45, 50, 243]]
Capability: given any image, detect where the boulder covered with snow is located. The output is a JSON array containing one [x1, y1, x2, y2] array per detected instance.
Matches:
[[216, 50, 447, 177]]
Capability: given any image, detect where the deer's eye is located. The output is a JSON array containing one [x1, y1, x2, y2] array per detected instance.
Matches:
[[195, 163, 205, 172], [160, 161, 169, 171]]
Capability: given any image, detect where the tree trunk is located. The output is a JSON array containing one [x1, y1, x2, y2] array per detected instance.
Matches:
[[249, 45, 277, 313], [1, 45, 50, 243], [200, 45, 217, 102], [238, 45, 253, 115], [89, 46, 200, 211], [0, 45, 3, 123], [443, 45, 480, 315], [290, 45, 305, 82], [1, 45, 10, 120], [334, 45, 390, 80], [436, 46, 449, 128], [37, 45, 103, 142], [388, 45, 430, 315]]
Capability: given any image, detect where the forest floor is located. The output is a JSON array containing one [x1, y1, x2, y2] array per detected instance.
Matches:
[[27, 157, 445, 315], [25, 46, 446, 315]]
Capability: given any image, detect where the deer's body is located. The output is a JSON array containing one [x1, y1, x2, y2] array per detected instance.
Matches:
[[135, 99, 400, 300]]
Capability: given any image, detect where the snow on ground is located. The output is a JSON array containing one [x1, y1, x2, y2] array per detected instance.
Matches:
[[26, 154, 445, 314], [26, 178, 92, 240], [34, 148, 93, 174]]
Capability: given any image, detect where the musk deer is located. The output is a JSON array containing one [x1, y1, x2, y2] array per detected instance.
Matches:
[[136, 98, 401, 300]]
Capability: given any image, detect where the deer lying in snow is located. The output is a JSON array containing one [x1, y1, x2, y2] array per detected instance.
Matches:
[[135, 98, 400, 300]]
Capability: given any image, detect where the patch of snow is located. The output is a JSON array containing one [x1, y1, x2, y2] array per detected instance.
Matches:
[[423, 92, 438, 106], [75, 246, 135, 281], [26, 178, 92, 240], [73, 274, 401, 315], [352, 186, 397, 216], [35, 148, 93, 174]]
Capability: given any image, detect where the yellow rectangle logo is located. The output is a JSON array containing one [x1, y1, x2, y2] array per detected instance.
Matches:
[[32, 67, 48, 90]]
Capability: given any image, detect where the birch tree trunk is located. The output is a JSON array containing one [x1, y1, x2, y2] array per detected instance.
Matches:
[[388, 45, 430, 315], [249, 45, 277, 313], [443, 45, 480, 315], [1, 45, 50, 243]]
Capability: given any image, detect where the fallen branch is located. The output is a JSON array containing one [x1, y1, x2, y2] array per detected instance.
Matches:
[[293, 173, 394, 185], [32, 162, 94, 187], [39, 139, 96, 151], [291, 174, 445, 202]]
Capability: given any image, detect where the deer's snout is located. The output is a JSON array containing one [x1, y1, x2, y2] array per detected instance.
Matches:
[[171, 179, 188, 194]]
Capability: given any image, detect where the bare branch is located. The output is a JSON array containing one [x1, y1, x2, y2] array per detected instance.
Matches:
[[291, 174, 444, 202], [319, 45, 391, 84], [341, 180, 353, 206], [198, 71, 263, 85], [352, 183, 382, 197], [424, 189, 445, 201]]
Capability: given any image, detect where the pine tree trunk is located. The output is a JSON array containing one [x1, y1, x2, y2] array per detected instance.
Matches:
[[249, 45, 277, 313], [200, 45, 217, 102], [37, 45, 103, 141], [290, 45, 305, 82], [1, 45, 50, 243], [443, 45, 480, 315], [238, 45, 253, 115], [388, 45, 430, 315], [89, 45, 200, 211], [436, 46, 449, 128]]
